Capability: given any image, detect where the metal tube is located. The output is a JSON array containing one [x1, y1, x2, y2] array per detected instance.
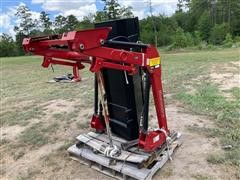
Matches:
[[105, 40, 149, 48]]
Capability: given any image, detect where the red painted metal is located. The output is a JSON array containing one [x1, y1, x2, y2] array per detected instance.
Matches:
[[90, 114, 105, 132], [42, 57, 84, 81], [139, 130, 167, 152], [22, 27, 169, 152]]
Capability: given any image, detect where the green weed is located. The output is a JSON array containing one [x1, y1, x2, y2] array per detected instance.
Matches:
[[0, 138, 9, 146], [19, 123, 48, 148], [192, 174, 212, 180]]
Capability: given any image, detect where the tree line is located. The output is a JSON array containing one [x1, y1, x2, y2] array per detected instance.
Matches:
[[1, 0, 240, 57]]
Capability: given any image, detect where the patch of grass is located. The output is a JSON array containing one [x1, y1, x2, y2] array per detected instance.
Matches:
[[52, 110, 80, 123], [176, 84, 226, 115], [158, 167, 173, 178], [192, 174, 212, 180], [1, 105, 45, 126], [16, 168, 41, 180], [0, 138, 10, 146], [76, 121, 89, 129], [41, 122, 59, 133], [207, 154, 225, 164], [176, 84, 240, 167], [52, 112, 64, 120], [57, 140, 75, 152], [186, 125, 220, 138], [65, 109, 79, 122], [19, 123, 48, 148], [230, 87, 240, 99], [17, 121, 61, 149]]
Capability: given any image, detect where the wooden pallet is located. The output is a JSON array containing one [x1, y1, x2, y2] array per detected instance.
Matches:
[[68, 132, 182, 180]]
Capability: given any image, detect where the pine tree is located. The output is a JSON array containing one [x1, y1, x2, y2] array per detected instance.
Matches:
[[39, 11, 52, 33], [101, 0, 133, 20], [14, 5, 35, 35], [176, 0, 184, 13], [54, 15, 68, 33]]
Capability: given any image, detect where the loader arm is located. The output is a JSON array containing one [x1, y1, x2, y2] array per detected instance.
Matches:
[[22, 27, 168, 151]]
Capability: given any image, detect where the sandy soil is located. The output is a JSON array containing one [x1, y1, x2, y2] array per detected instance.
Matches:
[[1, 99, 236, 180], [210, 61, 240, 99]]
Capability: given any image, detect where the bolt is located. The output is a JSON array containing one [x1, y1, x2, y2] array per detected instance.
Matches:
[[79, 44, 84, 50], [100, 39, 104, 45]]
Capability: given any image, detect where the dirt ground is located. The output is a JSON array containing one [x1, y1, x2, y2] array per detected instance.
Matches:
[[210, 61, 240, 99], [1, 61, 239, 180], [1, 100, 236, 180]]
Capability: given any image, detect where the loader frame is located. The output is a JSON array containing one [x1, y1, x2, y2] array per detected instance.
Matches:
[[22, 24, 182, 179]]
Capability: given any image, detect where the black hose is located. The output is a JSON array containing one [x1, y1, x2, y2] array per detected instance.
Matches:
[[142, 71, 151, 133], [94, 74, 98, 114]]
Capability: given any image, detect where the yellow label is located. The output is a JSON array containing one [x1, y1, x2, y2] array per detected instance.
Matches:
[[149, 57, 161, 66]]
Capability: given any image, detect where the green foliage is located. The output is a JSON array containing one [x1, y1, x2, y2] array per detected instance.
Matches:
[[224, 33, 233, 43], [15, 32, 26, 56], [14, 5, 35, 35], [54, 15, 68, 33], [197, 41, 208, 50], [210, 23, 230, 45], [193, 31, 202, 45], [171, 28, 191, 48], [173, 28, 188, 48], [0, 34, 17, 57], [172, 12, 189, 32], [76, 15, 94, 30], [223, 33, 233, 47], [198, 11, 212, 41], [185, 32, 194, 46], [94, 11, 108, 22], [101, 0, 133, 20], [234, 36, 240, 42], [140, 15, 179, 46], [140, 18, 155, 44], [119, 6, 134, 19], [39, 11, 53, 34], [66, 15, 79, 31]]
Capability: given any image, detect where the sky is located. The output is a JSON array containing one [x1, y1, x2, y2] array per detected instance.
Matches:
[[0, 0, 178, 37]]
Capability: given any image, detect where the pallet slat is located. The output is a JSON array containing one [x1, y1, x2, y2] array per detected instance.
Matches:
[[76, 134, 149, 163]]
